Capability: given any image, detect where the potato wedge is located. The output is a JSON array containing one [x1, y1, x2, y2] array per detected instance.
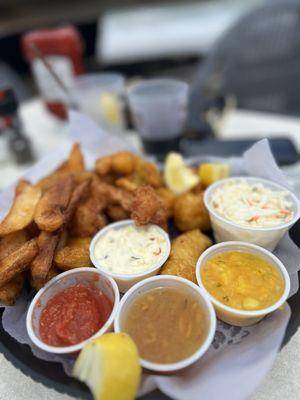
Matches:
[[29, 267, 59, 291], [30, 231, 61, 286], [34, 176, 75, 231], [0, 181, 41, 236], [0, 274, 25, 305], [0, 239, 38, 287], [0, 230, 28, 260]]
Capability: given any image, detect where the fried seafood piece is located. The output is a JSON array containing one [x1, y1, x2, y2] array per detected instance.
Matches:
[[0, 239, 38, 287], [0, 273, 26, 305], [96, 151, 163, 189], [34, 176, 75, 232], [63, 179, 92, 226], [95, 182, 134, 210], [115, 159, 163, 191], [173, 191, 211, 232], [133, 159, 163, 188], [54, 237, 92, 270], [156, 188, 176, 218], [95, 151, 138, 176], [69, 181, 107, 237], [160, 230, 212, 283], [97, 183, 168, 229], [106, 204, 130, 221], [30, 230, 61, 287], [131, 186, 168, 229], [0, 181, 42, 236]]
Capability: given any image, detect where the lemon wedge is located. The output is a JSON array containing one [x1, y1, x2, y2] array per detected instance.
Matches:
[[73, 333, 141, 400], [198, 163, 230, 188], [164, 152, 200, 195], [100, 93, 122, 125]]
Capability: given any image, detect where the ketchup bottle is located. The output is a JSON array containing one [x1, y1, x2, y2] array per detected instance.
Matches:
[[21, 26, 84, 119]]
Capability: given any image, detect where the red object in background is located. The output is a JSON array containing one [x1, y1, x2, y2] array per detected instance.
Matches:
[[39, 284, 113, 347], [21, 26, 84, 119]]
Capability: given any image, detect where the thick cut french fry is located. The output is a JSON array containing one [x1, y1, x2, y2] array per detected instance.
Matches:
[[0, 273, 25, 305], [0, 230, 28, 260], [29, 267, 59, 291], [30, 231, 60, 286], [0, 181, 42, 236], [34, 176, 75, 231], [0, 239, 38, 287]]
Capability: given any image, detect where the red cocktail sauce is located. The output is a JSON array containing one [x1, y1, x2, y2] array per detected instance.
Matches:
[[39, 285, 113, 347]]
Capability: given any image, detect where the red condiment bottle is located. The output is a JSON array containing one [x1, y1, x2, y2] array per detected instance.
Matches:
[[21, 26, 84, 119]]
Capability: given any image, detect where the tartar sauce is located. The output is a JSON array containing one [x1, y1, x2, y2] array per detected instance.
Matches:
[[94, 224, 168, 275], [211, 180, 294, 227]]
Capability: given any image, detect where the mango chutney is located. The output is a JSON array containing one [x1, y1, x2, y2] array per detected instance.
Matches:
[[201, 251, 285, 311]]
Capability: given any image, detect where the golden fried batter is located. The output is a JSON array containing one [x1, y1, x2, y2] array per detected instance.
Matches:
[[69, 182, 107, 237], [34, 176, 75, 232], [106, 204, 130, 221], [156, 187, 176, 218], [160, 230, 212, 283], [174, 191, 211, 232], [95, 151, 138, 176], [54, 237, 92, 270]]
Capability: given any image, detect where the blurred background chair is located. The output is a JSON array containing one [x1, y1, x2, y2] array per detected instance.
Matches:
[[189, 0, 300, 131]]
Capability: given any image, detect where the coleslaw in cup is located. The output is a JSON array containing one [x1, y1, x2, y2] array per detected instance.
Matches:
[[204, 176, 300, 251]]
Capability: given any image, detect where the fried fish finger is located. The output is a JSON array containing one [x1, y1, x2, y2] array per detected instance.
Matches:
[[160, 230, 212, 283], [34, 176, 75, 231]]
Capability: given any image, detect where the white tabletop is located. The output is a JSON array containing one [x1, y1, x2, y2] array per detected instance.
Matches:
[[1, 98, 300, 400]]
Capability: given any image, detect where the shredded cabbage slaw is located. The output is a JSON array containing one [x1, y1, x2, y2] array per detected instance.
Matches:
[[211, 180, 294, 228]]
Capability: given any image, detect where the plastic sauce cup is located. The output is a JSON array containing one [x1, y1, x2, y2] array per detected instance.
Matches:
[[90, 220, 171, 293], [114, 275, 216, 373], [204, 176, 300, 251], [26, 268, 120, 355], [196, 241, 290, 326]]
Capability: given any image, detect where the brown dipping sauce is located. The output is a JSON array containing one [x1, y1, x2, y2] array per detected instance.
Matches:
[[122, 287, 209, 364]]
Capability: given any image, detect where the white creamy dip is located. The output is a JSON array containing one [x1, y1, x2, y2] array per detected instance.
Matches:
[[94, 224, 168, 275], [211, 179, 294, 227]]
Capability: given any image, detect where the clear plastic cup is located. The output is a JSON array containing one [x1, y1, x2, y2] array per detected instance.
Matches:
[[127, 79, 189, 153], [196, 241, 290, 326], [70, 73, 125, 132], [204, 176, 300, 251]]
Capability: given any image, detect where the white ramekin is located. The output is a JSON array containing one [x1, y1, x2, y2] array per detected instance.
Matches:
[[114, 275, 216, 373], [204, 176, 300, 251], [196, 241, 290, 327], [26, 268, 120, 355], [90, 220, 171, 293]]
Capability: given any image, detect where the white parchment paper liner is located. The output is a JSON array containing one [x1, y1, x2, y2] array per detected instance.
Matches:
[[0, 112, 299, 400]]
